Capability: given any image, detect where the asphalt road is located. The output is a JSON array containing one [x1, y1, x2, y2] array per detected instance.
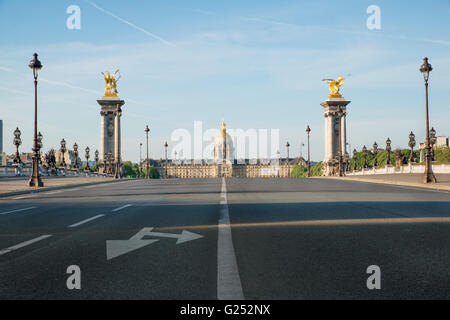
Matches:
[[0, 178, 449, 299]]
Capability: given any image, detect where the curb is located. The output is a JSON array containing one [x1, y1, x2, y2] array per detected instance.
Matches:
[[318, 176, 450, 192]]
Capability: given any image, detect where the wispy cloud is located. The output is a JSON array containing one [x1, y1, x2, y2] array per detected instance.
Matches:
[[241, 16, 450, 47], [0, 66, 14, 72], [85, 0, 176, 47]]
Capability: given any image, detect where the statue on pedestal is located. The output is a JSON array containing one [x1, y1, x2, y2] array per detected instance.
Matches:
[[101, 70, 121, 98], [322, 75, 349, 99]]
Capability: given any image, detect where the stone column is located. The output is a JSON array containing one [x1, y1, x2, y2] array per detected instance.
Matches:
[[320, 98, 351, 176], [97, 97, 125, 175], [100, 111, 107, 162], [114, 108, 121, 165]]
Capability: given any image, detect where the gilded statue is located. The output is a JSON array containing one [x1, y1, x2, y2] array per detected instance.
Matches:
[[102, 69, 121, 97], [322, 75, 348, 98]]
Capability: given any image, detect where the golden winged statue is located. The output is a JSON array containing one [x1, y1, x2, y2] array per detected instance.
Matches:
[[322, 75, 348, 99], [101, 69, 121, 97]]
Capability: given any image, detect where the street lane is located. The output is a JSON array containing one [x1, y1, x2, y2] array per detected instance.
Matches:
[[225, 178, 450, 299], [0, 177, 449, 299], [0, 179, 222, 299]]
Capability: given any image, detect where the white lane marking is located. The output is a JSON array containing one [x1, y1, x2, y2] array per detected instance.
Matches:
[[12, 195, 35, 200], [112, 204, 133, 212], [217, 177, 244, 300], [45, 190, 63, 195], [84, 185, 99, 189], [0, 206, 37, 216], [0, 235, 52, 256], [68, 188, 81, 191], [68, 214, 105, 228]]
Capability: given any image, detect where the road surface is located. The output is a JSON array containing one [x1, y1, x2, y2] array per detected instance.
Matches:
[[0, 178, 449, 299]]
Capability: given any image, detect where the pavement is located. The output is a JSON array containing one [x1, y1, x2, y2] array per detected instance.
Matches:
[[0, 176, 118, 197], [329, 173, 450, 191], [0, 178, 449, 299]]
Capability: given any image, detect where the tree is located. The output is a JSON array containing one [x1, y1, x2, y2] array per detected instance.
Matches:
[[435, 146, 450, 162]]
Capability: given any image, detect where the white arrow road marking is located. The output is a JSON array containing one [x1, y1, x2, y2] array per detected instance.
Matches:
[[0, 206, 37, 215], [106, 228, 204, 260], [107, 239, 159, 260], [133, 228, 204, 244], [68, 214, 105, 228], [112, 204, 132, 212], [0, 235, 52, 256]]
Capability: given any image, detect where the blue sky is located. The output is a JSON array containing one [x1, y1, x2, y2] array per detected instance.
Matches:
[[0, 0, 449, 162]]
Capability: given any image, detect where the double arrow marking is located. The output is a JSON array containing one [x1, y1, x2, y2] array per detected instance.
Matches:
[[106, 228, 204, 260]]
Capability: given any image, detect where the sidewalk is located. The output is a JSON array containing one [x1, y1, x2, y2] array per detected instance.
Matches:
[[0, 176, 123, 197], [324, 173, 450, 192]]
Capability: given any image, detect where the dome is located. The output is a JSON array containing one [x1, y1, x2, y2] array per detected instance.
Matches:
[[213, 118, 235, 163]]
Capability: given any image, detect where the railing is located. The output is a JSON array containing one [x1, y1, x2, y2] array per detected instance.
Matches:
[[347, 162, 450, 176], [0, 165, 112, 178]]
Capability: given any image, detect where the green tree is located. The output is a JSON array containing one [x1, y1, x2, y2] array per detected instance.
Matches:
[[122, 161, 137, 177], [290, 165, 307, 178], [290, 162, 323, 177], [141, 166, 160, 179], [435, 146, 450, 162]]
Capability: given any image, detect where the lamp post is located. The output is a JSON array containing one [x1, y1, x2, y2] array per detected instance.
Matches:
[[286, 141, 290, 177], [164, 141, 168, 179], [306, 125, 311, 177], [352, 149, 357, 171], [28, 53, 44, 187], [73, 143, 79, 169], [37, 132, 43, 164], [420, 57, 436, 183], [140, 142, 143, 167], [430, 127, 436, 161], [13, 127, 22, 164], [362, 145, 368, 169], [408, 131, 416, 163], [107, 151, 113, 175], [386, 138, 392, 165], [85, 146, 90, 172], [94, 149, 99, 172], [145, 125, 150, 179], [373, 142, 378, 167], [60, 138, 67, 168]]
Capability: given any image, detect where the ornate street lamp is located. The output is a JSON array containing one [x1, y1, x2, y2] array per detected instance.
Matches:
[[145, 125, 150, 179], [85, 146, 90, 171], [286, 141, 290, 177], [306, 125, 311, 177], [362, 145, 368, 168], [386, 138, 392, 165], [373, 142, 378, 167], [408, 131, 416, 163], [73, 143, 79, 169], [430, 127, 436, 161], [13, 127, 22, 164], [107, 151, 113, 175], [420, 57, 436, 183], [164, 141, 168, 179], [37, 132, 43, 164], [352, 149, 357, 171], [60, 138, 67, 168], [94, 149, 99, 172], [28, 53, 44, 187], [140, 142, 143, 166]]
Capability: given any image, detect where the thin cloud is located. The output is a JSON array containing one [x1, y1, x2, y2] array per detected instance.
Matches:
[[85, 1, 176, 47], [0, 66, 14, 72], [241, 16, 450, 47]]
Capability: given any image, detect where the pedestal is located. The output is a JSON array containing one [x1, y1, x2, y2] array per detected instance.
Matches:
[[321, 97, 351, 176], [97, 97, 124, 174]]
